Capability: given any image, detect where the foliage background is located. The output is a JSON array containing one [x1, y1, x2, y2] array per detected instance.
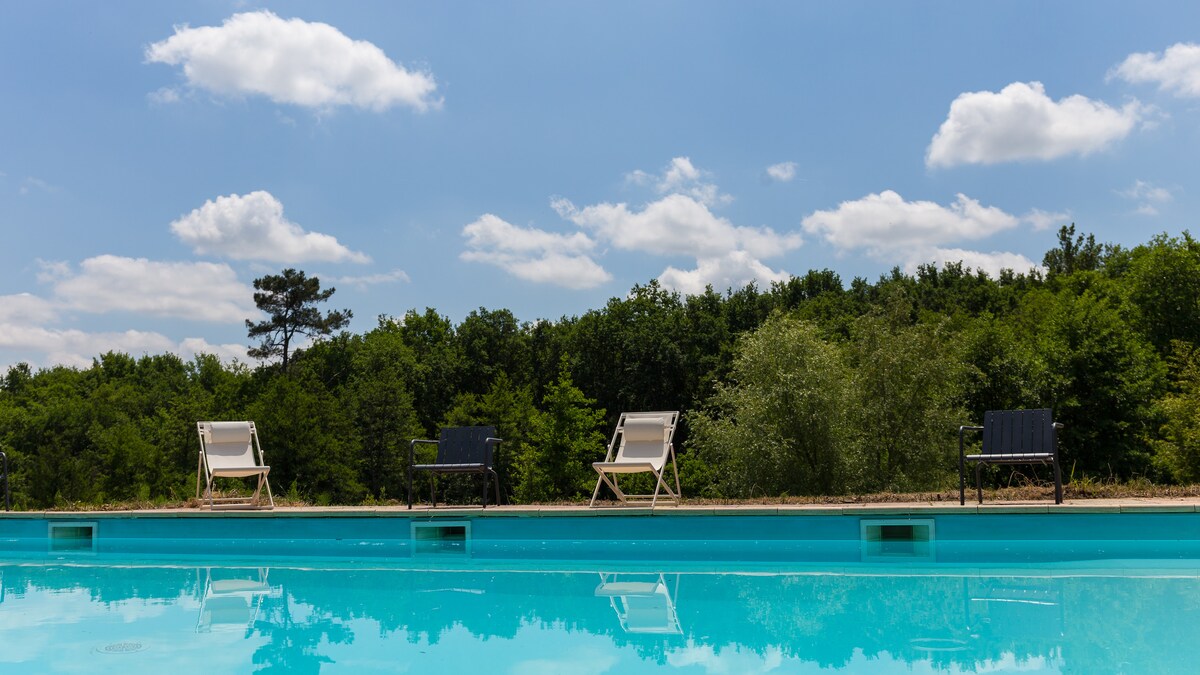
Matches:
[[3, 227, 1200, 507]]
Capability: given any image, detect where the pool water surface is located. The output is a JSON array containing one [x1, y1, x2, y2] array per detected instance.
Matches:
[[1, 512, 1198, 673]]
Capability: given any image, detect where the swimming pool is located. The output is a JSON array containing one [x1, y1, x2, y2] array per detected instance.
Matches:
[[2, 509, 1199, 673]]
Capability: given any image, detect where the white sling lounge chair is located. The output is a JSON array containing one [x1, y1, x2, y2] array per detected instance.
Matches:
[[196, 421, 274, 509], [590, 411, 681, 507]]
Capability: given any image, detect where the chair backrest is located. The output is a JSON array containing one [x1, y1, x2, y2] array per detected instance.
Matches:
[[437, 426, 498, 466], [612, 412, 677, 470], [199, 421, 261, 470], [981, 409, 1056, 456]]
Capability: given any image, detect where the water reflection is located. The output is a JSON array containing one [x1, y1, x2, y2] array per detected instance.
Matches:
[[0, 561, 1198, 673], [197, 568, 279, 634], [595, 573, 682, 635]]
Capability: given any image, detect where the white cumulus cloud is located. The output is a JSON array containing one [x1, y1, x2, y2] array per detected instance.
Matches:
[[925, 248, 1041, 277], [659, 251, 791, 296], [49, 255, 257, 323], [802, 190, 1018, 255], [555, 194, 800, 260], [465, 159, 801, 293], [0, 325, 247, 371], [0, 293, 59, 325], [1111, 42, 1200, 98], [460, 214, 610, 290], [802, 190, 1036, 277], [765, 161, 797, 183], [927, 81, 1143, 167], [146, 10, 440, 112], [171, 190, 369, 264]]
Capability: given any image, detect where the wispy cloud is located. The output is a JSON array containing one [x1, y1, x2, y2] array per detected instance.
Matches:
[[332, 269, 411, 289], [765, 161, 797, 183], [1118, 179, 1173, 216]]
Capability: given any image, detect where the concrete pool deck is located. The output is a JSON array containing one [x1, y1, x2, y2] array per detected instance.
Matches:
[[4, 497, 1200, 518]]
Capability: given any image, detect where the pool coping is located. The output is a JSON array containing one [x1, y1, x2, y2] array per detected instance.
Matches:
[[2, 498, 1198, 519]]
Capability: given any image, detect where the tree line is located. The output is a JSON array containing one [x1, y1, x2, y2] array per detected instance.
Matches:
[[2, 225, 1200, 507]]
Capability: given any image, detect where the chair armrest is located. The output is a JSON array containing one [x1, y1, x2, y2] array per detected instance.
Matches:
[[410, 439, 439, 465], [1053, 422, 1064, 429], [486, 437, 502, 469], [959, 425, 983, 459]]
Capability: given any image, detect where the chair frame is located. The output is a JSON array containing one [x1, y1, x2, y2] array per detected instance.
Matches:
[[408, 426, 502, 509], [590, 411, 681, 507], [959, 409, 1063, 505], [195, 421, 274, 510]]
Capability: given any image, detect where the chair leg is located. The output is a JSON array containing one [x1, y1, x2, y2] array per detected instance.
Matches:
[[975, 464, 984, 504], [407, 466, 413, 509], [589, 471, 605, 507], [493, 470, 501, 506], [481, 471, 488, 508], [959, 456, 966, 506], [1052, 458, 1063, 504]]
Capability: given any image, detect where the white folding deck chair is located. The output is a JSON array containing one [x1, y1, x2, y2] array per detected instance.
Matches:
[[590, 411, 681, 507], [595, 573, 682, 634], [196, 421, 274, 509]]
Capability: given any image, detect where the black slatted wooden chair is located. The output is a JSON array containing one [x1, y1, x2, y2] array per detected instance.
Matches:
[[959, 409, 1063, 505], [408, 426, 502, 509]]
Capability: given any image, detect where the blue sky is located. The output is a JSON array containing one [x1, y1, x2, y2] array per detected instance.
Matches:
[[3, 1, 1199, 370]]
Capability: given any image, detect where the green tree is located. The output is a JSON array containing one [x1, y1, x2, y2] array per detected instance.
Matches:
[[345, 322, 422, 499], [1123, 232, 1200, 354], [396, 308, 462, 435], [689, 314, 851, 497], [246, 268, 352, 372], [1021, 288, 1164, 476], [518, 363, 607, 502], [443, 372, 539, 503], [1152, 342, 1200, 482], [1043, 223, 1104, 277], [845, 310, 967, 492]]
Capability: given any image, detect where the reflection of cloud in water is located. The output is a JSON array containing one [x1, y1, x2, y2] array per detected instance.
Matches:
[[0, 585, 266, 673], [668, 642, 784, 674], [511, 646, 618, 675], [667, 643, 1062, 675]]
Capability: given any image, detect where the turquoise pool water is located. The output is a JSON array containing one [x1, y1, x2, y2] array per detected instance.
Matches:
[[1, 512, 1199, 673]]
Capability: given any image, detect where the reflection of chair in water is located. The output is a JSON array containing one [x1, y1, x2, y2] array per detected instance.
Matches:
[[197, 568, 278, 633], [967, 577, 1065, 640], [595, 573, 682, 634]]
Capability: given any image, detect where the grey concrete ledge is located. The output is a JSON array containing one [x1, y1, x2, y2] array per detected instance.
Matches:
[[5, 498, 1200, 519]]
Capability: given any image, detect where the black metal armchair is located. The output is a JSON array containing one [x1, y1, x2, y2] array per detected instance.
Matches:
[[959, 409, 1063, 505], [408, 426, 502, 509]]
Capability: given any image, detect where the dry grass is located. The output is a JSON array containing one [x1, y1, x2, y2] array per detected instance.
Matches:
[[27, 481, 1200, 511]]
